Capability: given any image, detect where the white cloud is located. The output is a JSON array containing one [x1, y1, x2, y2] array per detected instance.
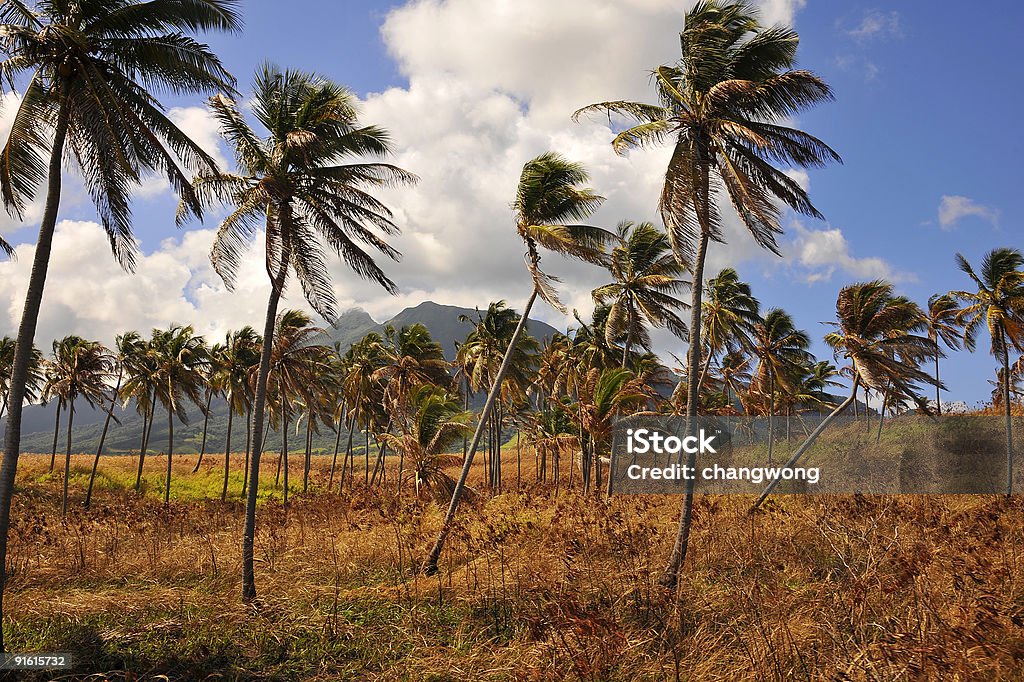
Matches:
[[937, 195, 999, 231], [845, 9, 902, 41], [786, 223, 913, 284], [137, 105, 229, 198]]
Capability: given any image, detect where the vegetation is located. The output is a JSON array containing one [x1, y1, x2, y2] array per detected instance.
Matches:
[[0, 0, 1020, 677]]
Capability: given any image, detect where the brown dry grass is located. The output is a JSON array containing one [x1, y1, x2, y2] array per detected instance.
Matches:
[[5, 450, 1024, 680]]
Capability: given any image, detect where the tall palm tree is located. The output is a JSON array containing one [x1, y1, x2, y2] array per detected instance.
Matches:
[[119, 334, 159, 491], [192, 337, 217, 473], [0, 2, 238, 645], [212, 327, 260, 501], [752, 281, 937, 509], [150, 325, 210, 506], [698, 268, 760, 388], [575, 0, 839, 588], [592, 220, 689, 368], [749, 308, 812, 461], [183, 65, 415, 602], [952, 248, 1024, 496], [423, 152, 608, 575], [40, 336, 113, 513], [85, 331, 145, 508], [341, 332, 389, 487], [925, 294, 962, 416]]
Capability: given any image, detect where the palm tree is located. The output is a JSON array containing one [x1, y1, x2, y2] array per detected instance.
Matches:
[[119, 334, 159, 491], [749, 308, 812, 462], [0, 3, 238, 644], [381, 385, 471, 504], [592, 220, 688, 368], [925, 294, 962, 417], [572, 367, 651, 495], [266, 310, 332, 506], [752, 281, 937, 509], [184, 65, 415, 602], [40, 336, 113, 514], [0, 337, 43, 423], [698, 268, 760, 389], [423, 152, 608, 574], [85, 331, 145, 508], [457, 302, 539, 490], [192, 337, 217, 473], [952, 249, 1024, 496], [575, 0, 839, 588], [150, 325, 210, 506], [341, 333, 389, 487], [212, 327, 260, 501]]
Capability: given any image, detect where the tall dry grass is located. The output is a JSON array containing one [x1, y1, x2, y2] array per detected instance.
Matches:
[[4, 451, 1024, 680]]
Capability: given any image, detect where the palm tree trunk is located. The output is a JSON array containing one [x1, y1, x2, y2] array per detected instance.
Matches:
[[934, 352, 942, 417], [621, 322, 633, 369], [423, 287, 539, 575], [61, 398, 75, 515], [696, 351, 714, 395], [340, 417, 355, 495], [49, 403, 62, 474], [242, 252, 289, 603], [282, 401, 289, 508], [192, 390, 214, 473], [303, 417, 311, 494], [242, 406, 252, 495], [364, 430, 370, 484], [659, 223, 711, 590], [329, 416, 342, 488], [751, 377, 860, 510], [0, 97, 71, 651], [221, 405, 234, 502], [767, 372, 775, 465], [86, 366, 124, 508], [135, 395, 155, 492], [876, 389, 887, 444], [164, 406, 173, 507], [1002, 329, 1014, 497]]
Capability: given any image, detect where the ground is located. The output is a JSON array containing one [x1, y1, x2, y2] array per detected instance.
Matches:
[[3, 449, 1024, 680]]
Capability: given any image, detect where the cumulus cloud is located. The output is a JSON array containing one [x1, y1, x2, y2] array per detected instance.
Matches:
[[937, 195, 999, 231], [786, 223, 913, 284], [2, 0, 901, 356]]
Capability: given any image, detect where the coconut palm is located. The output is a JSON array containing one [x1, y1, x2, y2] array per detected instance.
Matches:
[[212, 327, 261, 501], [952, 248, 1024, 496], [752, 281, 937, 509], [150, 325, 210, 506], [925, 294, 962, 416], [119, 333, 159, 491], [0, 337, 42, 423], [341, 332, 389, 487], [0, 3, 238, 640], [40, 336, 113, 513], [423, 152, 609, 575], [85, 331, 145, 508], [698, 268, 760, 388], [183, 65, 415, 602], [574, 0, 839, 587], [266, 310, 332, 507], [192, 337, 217, 473], [381, 385, 471, 504], [592, 220, 689, 368], [749, 308, 812, 462]]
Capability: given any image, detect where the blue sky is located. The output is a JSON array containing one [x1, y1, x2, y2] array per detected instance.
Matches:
[[0, 0, 1021, 408]]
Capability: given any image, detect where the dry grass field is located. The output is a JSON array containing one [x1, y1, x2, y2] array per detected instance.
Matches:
[[4, 450, 1024, 680]]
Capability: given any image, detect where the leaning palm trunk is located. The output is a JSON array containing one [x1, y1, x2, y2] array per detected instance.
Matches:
[[659, 224, 708, 589], [221, 404, 234, 502], [423, 288, 538, 575], [242, 255, 289, 603], [61, 399, 76, 515], [193, 391, 214, 473], [135, 395, 156, 492], [49, 403, 62, 473], [659, 229, 710, 590], [751, 378, 860, 511], [86, 367, 124, 508], [0, 101, 71, 650], [164, 406, 174, 506]]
